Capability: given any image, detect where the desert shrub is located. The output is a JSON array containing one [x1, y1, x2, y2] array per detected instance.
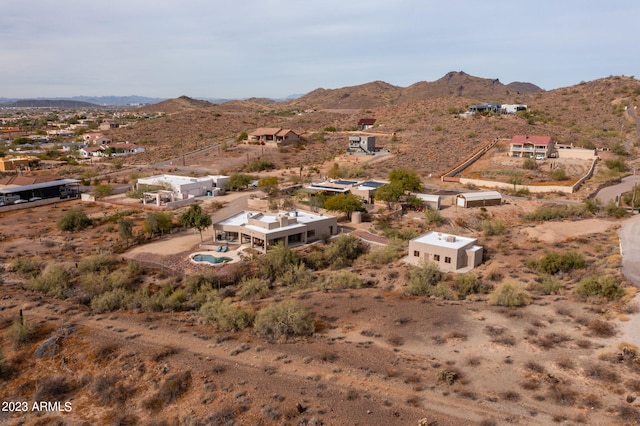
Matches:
[[575, 276, 625, 300], [604, 201, 629, 218], [278, 262, 315, 288], [260, 242, 301, 282], [550, 168, 568, 181], [323, 234, 365, 269], [482, 219, 507, 236], [548, 384, 577, 406], [237, 277, 270, 300], [254, 300, 314, 339], [10, 257, 43, 278], [408, 261, 442, 296], [90, 288, 133, 313], [424, 209, 444, 226], [78, 254, 115, 274], [323, 270, 363, 290], [584, 363, 620, 382], [490, 282, 530, 307], [363, 239, 406, 264], [605, 157, 627, 173], [57, 208, 92, 231], [437, 369, 459, 385], [522, 158, 537, 170], [430, 282, 455, 299], [144, 371, 192, 410], [200, 299, 253, 332], [246, 158, 274, 172], [93, 374, 135, 406], [531, 250, 585, 274], [34, 376, 74, 401], [522, 204, 590, 222], [454, 273, 492, 299], [7, 317, 37, 345], [529, 275, 562, 295], [587, 318, 616, 337], [24, 263, 72, 298]]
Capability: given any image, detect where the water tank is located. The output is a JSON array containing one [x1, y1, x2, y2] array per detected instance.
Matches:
[[351, 211, 362, 224]]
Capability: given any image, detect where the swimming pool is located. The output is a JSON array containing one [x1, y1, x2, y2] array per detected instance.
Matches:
[[192, 254, 233, 265]]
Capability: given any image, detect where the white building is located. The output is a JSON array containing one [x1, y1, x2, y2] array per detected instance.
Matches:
[[408, 231, 483, 272], [137, 174, 229, 205]]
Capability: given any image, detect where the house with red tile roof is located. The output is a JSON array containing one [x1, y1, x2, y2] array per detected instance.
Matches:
[[509, 135, 553, 158]]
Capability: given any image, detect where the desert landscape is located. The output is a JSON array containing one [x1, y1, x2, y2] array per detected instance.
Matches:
[[2, 72, 640, 425]]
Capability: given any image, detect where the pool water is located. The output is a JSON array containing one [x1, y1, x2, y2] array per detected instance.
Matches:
[[192, 254, 233, 264]]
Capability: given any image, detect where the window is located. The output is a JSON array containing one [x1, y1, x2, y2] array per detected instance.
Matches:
[[307, 230, 316, 238], [444, 257, 451, 264], [433, 254, 440, 261], [413, 250, 420, 257]]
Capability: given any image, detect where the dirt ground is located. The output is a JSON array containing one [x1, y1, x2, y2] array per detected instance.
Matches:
[[3, 194, 640, 425]]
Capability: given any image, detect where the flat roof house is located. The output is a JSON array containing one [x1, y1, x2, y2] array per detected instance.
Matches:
[[248, 128, 300, 146], [408, 231, 483, 272], [213, 209, 337, 252], [137, 174, 229, 205], [348, 136, 376, 154], [509, 135, 553, 158]]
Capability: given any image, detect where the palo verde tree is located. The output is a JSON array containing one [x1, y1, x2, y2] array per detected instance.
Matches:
[[143, 211, 173, 238], [324, 192, 364, 220], [388, 168, 423, 193], [374, 182, 405, 209], [117, 218, 134, 248], [257, 176, 280, 198], [179, 204, 212, 242]]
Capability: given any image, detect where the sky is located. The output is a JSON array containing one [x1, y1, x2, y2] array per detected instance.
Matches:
[[1, 0, 639, 99]]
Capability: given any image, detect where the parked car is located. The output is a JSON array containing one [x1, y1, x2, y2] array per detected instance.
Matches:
[[535, 154, 545, 160], [28, 197, 42, 202], [14, 199, 29, 204]]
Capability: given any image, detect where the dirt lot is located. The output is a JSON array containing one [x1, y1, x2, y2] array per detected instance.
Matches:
[[2, 194, 640, 425], [463, 140, 592, 185]]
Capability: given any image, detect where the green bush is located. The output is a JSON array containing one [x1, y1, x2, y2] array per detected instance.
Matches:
[[551, 168, 568, 181], [237, 277, 270, 300], [532, 250, 585, 274], [529, 275, 562, 295], [260, 242, 301, 282], [522, 158, 537, 170], [424, 210, 444, 226], [430, 282, 455, 300], [408, 262, 442, 296], [7, 317, 37, 345], [363, 239, 406, 264], [490, 282, 530, 307], [10, 257, 43, 278], [454, 273, 492, 299], [91, 288, 133, 313], [254, 300, 315, 339], [605, 157, 627, 173], [200, 299, 253, 332], [323, 234, 365, 269], [323, 271, 363, 290], [57, 208, 92, 231], [25, 264, 72, 298], [575, 276, 625, 300], [482, 219, 507, 236], [604, 201, 629, 218], [78, 254, 115, 274], [278, 262, 314, 288], [246, 158, 274, 172]]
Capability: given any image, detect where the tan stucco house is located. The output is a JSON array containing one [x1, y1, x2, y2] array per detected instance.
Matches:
[[248, 128, 300, 146], [213, 209, 337, 252], [408, 231, 483, 272]]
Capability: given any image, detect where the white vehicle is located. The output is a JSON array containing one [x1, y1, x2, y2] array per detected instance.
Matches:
[[29, 197, 42, 202], [535, 154, 545, 160], [14, 199, 29, 204]]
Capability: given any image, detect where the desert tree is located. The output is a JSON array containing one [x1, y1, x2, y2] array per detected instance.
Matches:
[[118, 218, 134, 248], [143, 212, 173, 238], [257, 176, 280, 198], [179, 204, 212, 242], [57, 208, 92, 231], [374, 182, 405, 209], [388, 168, 423, 192], [324, 192, 363, 220]]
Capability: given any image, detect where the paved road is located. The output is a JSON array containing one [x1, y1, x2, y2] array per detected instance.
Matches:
[[595, 174, 640, 205]]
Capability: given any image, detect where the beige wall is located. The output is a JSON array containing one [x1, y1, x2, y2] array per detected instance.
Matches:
[[408, 240, 473, 272]]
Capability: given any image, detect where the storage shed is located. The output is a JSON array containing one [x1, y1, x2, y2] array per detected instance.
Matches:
[[456, 191, 502, 208]]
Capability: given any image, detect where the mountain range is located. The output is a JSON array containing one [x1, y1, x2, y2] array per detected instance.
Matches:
[[0, 71, 541, 109]]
